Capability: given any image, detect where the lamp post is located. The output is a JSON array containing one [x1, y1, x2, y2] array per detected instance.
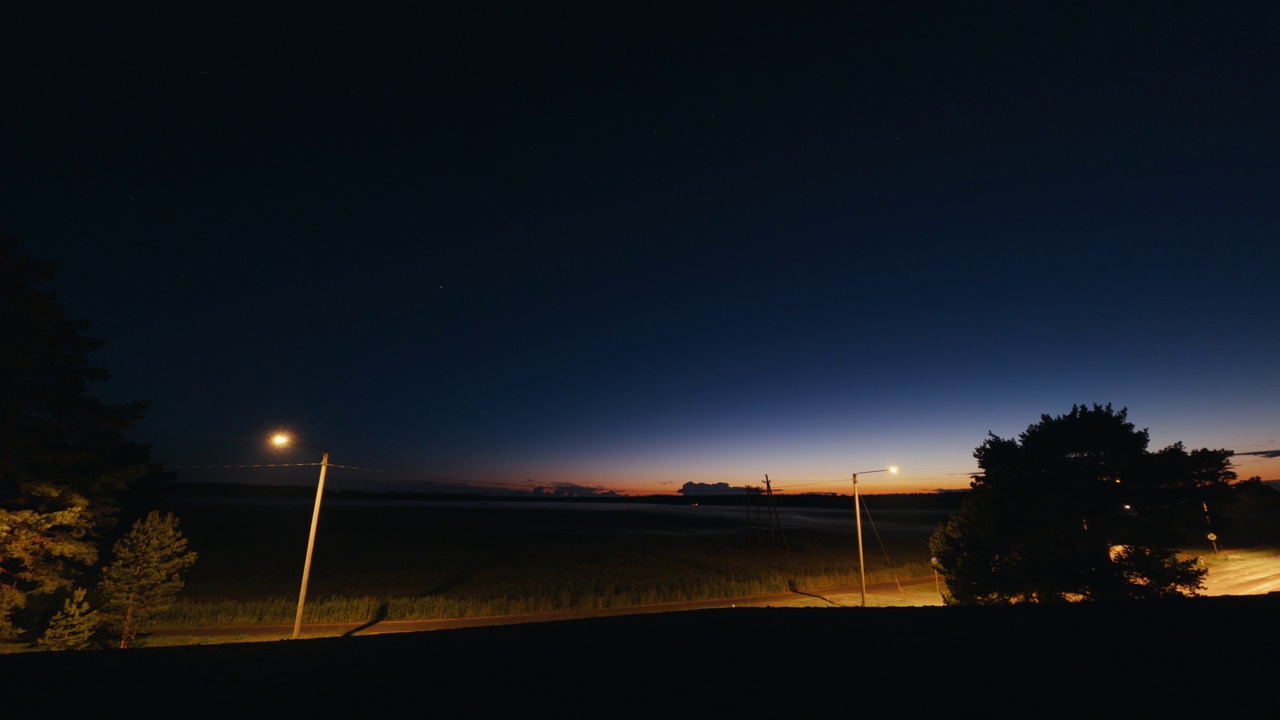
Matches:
[[852, 466, 898, 607], [931, 556, 942, 598], [271, 433, 329, 640]]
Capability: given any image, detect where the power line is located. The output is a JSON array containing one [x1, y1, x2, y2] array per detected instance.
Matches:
[[168, 461, 572, 491], [170, 462, 322, 469], [166, 462, 990, 496], [325, 464, 534, 489]]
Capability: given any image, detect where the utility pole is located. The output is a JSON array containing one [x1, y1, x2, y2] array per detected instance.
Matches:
[[851, 467, 899, 607], [763, 475, 789, 551], [1204, 501, 1219, 555]]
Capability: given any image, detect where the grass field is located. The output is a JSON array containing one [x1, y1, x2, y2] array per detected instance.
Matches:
[[108, 484, 1280, 643], [148, 495, 950, 631], [5, 488, 1275, 654]]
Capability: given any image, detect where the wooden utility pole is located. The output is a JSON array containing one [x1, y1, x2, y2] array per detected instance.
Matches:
[[745, 478, 788, 550], [763, 475, 788, 551]]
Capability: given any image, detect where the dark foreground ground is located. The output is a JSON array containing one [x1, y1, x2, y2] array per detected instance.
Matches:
[[5, 594, 1276, 716]]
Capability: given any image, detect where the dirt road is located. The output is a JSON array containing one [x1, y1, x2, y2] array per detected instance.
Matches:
[[1200, 551, 1280, 596]]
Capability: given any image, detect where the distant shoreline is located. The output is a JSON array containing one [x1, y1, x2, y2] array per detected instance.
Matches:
[[161, 481, 970, 510]]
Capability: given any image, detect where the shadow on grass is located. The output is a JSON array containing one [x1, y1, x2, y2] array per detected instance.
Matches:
[[787, 579, 845, 607], [344, 601, 390, 637]]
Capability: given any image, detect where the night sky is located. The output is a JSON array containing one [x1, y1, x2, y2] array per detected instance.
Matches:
[[5, 3, 1278, 495]]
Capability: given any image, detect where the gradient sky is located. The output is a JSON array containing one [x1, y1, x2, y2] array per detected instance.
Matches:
[[4, 3, 1278, 495]]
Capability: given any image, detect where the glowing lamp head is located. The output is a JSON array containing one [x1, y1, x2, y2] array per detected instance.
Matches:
[[271, 433, 291, 448], [888, 466, 899, 474]]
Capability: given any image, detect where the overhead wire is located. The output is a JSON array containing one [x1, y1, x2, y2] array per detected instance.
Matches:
[[167, 461, 955, 497], [858, 496, 909, 602], [167, 461, 603, 492]]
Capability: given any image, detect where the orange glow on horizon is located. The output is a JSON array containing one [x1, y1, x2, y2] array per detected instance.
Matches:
[[522, 468, 976, 498]]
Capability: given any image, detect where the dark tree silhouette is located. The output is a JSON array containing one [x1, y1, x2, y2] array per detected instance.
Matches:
[[0, 234, 159, 637], [929, 404, 1236, 604]]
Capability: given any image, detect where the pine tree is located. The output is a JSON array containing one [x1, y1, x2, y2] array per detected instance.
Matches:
[[98, 512, 196, 648], [37, 587, 101, 651], [0, 485, 98, 637], [1, 234, 161, 637]]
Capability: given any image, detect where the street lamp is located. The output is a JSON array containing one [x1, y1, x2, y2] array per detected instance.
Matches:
[[271, 432, 329, 640], [852, 466, 898, 607]]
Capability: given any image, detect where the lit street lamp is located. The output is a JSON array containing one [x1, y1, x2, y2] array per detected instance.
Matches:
[[271, 432, 330, 640], [852, 466, 899, 607]]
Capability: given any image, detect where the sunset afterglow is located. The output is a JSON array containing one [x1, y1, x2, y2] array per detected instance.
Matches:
[[7, 4, 1274, 499]]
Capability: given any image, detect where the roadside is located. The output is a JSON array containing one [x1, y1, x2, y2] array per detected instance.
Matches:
[[139, 576, 950, 643], [140, 551, 1280, 645], [1198, 549, 1280, 596]]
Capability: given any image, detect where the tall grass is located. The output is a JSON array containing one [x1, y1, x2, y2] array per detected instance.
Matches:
[[148, 500, 945, 629]]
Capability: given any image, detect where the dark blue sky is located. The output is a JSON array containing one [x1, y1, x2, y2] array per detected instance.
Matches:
[[4, 3, 1278, 494]]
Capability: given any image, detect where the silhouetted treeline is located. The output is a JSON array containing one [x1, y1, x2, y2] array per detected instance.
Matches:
[[163, 482, 969, 511]]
